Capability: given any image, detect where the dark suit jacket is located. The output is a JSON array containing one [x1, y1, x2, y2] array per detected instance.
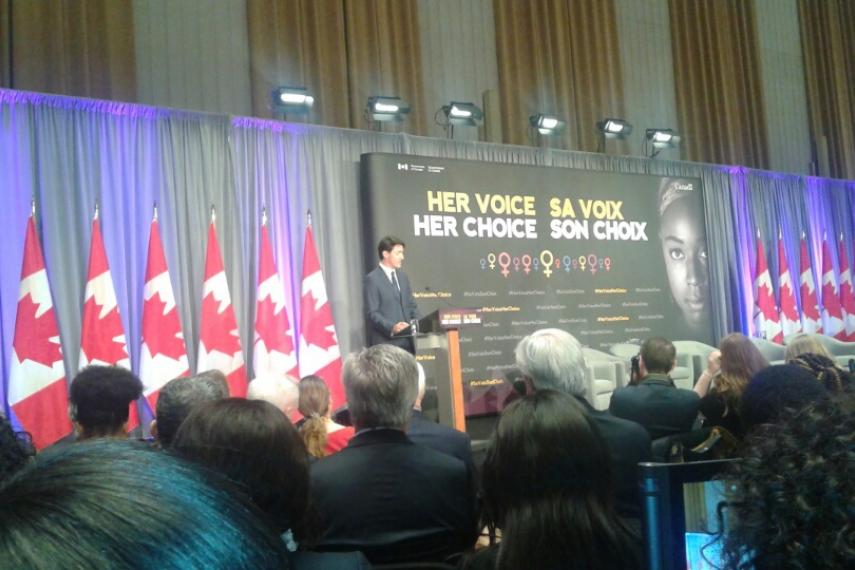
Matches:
[[287, 550, 372, 570], [609, 373, 701, 440], [364, 266, 420, 353], [579, 397, 651, 520], [310, 428, 478, 564], [407, 409, 473, 469]]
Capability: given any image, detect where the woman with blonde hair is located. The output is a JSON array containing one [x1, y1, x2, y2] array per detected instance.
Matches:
[[785, 334, 852, 393], [694, 333, 768, 438], [784, 333, 834, 362], [298, 375, 354, 458]]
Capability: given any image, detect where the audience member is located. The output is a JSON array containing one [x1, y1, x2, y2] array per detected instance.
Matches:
[[721, 395, 855, 569], [248, 373, 300, 418], [515, 328, 650, 521], [788, 352, 853, 393], [740, 364, 827, 433], [151, 369, 229, 448], [69, 365, 143, 440], [693, 333, 767, 438], [609, 337, 700, 439], [299, 375, 354, 458], [0, 439, 289, 568], [407, 362, 473, 467], [783, 333, 835, 362], [310, 344, 478, 564], [0, 415, 34, 483], [465, 390, 642, 570]]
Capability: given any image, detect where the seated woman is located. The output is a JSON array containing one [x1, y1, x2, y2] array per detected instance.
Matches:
[[298, 375, 354, 458], [463, 390, 642, 570], [693, 333, 768, 438], [784, 333, 853, 393], [172, 398, 369, 569]]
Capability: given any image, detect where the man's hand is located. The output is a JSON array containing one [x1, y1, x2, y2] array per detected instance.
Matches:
[[391, 322, 410, 334]]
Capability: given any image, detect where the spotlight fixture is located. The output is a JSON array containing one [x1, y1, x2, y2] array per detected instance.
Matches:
[[271, 86, 314, 114], [644, 128, 681, 157], [440, 101, 483, 127], [530, 114, 566, 135], [365, 96, 410, 123], [596, 118, 633, 139]]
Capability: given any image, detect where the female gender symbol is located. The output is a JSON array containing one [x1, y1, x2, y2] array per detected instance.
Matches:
[[588, 254, 598, 275], [487, 252, 497, 269], [533, 257, 540, 271], [563, 255, 572, 272], [512, 257, 521, 272], [521, 254, 532, 274], [540, 250, 554, 277], [498, 252, 511, 277], [604, 257, 612, 271], [578, 255, 587, 271], [480, 259, 487, 270]]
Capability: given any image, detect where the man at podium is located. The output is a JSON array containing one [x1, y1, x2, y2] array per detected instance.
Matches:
[[364, 236, 421, 354]]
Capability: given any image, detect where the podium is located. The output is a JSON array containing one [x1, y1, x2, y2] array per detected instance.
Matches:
[[415, 308, 483, 432]]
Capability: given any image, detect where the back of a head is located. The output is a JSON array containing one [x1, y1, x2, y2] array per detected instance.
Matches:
[[343, 344, 418, 430], [480, 390, 640, 570], [248, 374, 299, 416], [0, 415, 34, 483], [640, 336, 676, 375], [723, 395, 855, 569], [740, 364, 827, 432], [172, 398, 310, 535], [514, 328, 587, 397], [155, 372, 230, 448], [70, 366, 143, 439], [789, 352, 852, 393], [0, 440, 288, 569], [298, 375, 331, 458], [719, 333, 769, 381], [784, 334, 834, 362]]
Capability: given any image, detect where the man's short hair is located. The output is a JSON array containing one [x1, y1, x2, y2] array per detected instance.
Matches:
[[247, 374, 299, 416], [640, 337, 676, 375], [377, 236, 405, 260], [514, 329, 587, 398], [343, 345, 418, 429], [70, 366, 143, 438], [155, 371, 230, 448]]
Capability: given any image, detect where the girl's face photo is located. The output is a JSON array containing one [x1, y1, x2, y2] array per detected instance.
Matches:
[[660, 196, 710, 328]]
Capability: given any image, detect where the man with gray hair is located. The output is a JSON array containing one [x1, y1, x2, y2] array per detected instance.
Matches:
[[151, 370, 229, 448], [515, 328, 651, 523], [310, 345, 478, 564], [247, 374, 299, 419]]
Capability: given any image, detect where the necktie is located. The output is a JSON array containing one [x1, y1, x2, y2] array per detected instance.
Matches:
[[391, 270, 401, 292]]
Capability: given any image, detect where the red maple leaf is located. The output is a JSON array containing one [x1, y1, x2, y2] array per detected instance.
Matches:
[[14, 294, 63, 366], [80, 297, 129, 365], [300, 289, 337, 350], [143, 294, 187, 361], [256, 296, 294, 355], [200, 293, 241, 355]]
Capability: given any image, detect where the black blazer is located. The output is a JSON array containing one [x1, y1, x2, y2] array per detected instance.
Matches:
[[609, 374, 701, 440], [407, 409, 473, 469], [364, 266, 420, 352], [310, 428, 478, 564]]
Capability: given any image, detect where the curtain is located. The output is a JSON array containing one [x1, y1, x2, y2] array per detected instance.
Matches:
[[1, 0, 136, 100], [669, 0, 769, 169], [493, 0, 626, 152], [798, 0, 855, 179]]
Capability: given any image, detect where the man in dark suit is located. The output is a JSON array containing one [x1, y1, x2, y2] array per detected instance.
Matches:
[[515, 329, 651, 522], [609, 337, 700, 440], [364, 236, 420, 354], [310, 345, 478, 564]]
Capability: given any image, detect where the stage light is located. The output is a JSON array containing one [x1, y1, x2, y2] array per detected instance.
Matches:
[[366, 96, 410, 122], [596, 118, 633, 138], [271, 87, 314, 114], [440, 101, 483, 127], [644, 128, 681, 158], [530, 114, 566, 135]]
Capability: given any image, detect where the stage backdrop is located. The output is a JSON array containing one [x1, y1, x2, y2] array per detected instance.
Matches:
[[361, 153, 713, 415]]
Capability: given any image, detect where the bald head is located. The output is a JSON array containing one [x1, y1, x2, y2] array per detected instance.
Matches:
[[247, 375, 299, 417]]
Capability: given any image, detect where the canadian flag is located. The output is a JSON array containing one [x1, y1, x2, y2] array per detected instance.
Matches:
[[8, 213, 72, 449], [820, 234, 845, 339], [777, 230, 801, 338], [79, 211, 138, 430], [298, 218, 344, 409], [140, 211, 188, 411], [197, 215, 247, 397], [753, 231, 783, 343], [837, 234, 855, 341], [253, 214, 298, 380], [799, 233, 822, 334]]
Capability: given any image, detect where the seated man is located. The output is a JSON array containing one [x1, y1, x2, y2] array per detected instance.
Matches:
[[310, 345, 479, 564], [69, 365, 143, 441], [609, 337, 700, 440], [515, 329, 651, 522], [248, 374, 300, 419], [152, 369, 229, 449]]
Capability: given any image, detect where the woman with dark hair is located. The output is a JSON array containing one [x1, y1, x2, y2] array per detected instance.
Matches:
[[298, 375, 354, 458], [720, 394, 855, 569], [0, 414, 34, 483], [465, 390, 642, 570], [694, 333, 768, 438], [172, 398, 369, 569]]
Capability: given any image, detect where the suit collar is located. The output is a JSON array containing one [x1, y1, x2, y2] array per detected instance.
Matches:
[[348, 427, 411, 448], [639, 373, 674, 387]]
